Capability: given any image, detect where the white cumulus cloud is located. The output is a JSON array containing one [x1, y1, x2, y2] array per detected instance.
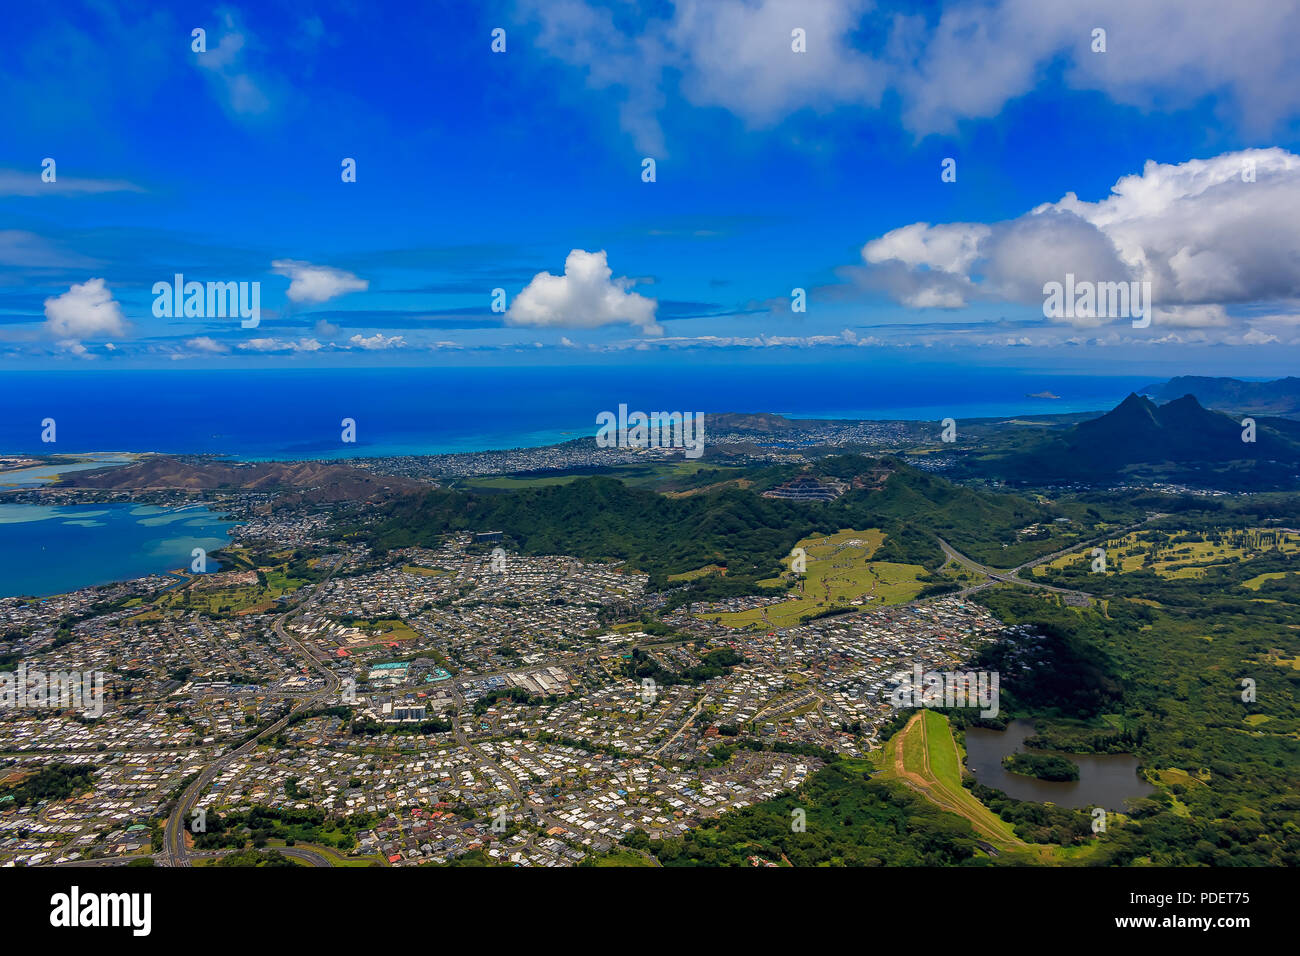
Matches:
[[522, 0, 1300, 148], [507, 249, 661, 335], [272, 259, 369, 304], [238, 337, 324, 353], [348, 333, 405, 350], [185, 336, 229, 353], [857, 148, 1300, 328], [43, 278, 127, 340]]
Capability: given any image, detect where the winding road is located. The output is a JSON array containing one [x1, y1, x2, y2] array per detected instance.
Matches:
[[935, 515, 1158, 604], [161, 569, 343, 867]]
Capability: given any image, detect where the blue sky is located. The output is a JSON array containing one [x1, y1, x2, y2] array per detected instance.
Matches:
[[3, 0, 1300, 372]]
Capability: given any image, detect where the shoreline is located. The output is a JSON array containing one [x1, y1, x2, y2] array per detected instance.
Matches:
[[0, 402, 1122, 467]]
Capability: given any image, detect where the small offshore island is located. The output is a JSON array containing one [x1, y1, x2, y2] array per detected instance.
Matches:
[[1002, 752, 1082, 782]]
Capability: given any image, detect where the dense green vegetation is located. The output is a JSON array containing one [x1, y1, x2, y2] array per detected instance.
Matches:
[[636, 760, 981, 866], [623, 646, 743, 687], [469, 687, 570, 716], [614, 513, 1295, 866], [1002, 752, 1080, 781], [949, 394, 1300, 490], [344, 458, 1116, 616], [966, 780, 1096, 845], [965, 613, 1125, 723], [975, 575, 1300, 865], [346, 448, 1297, 866], [214, 848, 302, 867], [0, 764, 96, 807], [620, 489, 1296, 865], [192, 805, 381, 852], [436, 848, 500, 867]]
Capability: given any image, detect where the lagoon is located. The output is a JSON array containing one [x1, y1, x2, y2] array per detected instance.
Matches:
[[0, 453, 136, 489], [0, 502, 237, 598], [964, 719, 1154, 811]]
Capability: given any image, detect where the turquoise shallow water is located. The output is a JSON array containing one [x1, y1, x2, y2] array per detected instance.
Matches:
[[0, 502, 237, 598], [0, 366, 1153, 459], [0, 453, 136, 489]]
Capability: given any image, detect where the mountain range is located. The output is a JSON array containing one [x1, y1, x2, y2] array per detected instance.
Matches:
[[952, 392, 1300, 489], [1140, 376, 1300, 417], [59, 457, 423, 503]]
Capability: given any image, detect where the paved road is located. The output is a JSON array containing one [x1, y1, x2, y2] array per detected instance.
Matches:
[[937, 538, 1094, 602], [935, 516, 1157, 604], [446, 689, 604, 863], [649, 693, 709, 758], [153, 517, 1157, 867], [278, 846, 334, 867], [162, 570, 344, 867], [43, 853, 152, 867]]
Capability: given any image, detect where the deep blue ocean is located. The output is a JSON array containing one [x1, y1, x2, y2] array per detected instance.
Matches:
[[0, 364, 1154, 459], [0, 364, 1162, 597]]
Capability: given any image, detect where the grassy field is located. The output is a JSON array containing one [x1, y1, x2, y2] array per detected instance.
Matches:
[[923, 710, 963, 786], [667, 564, 727, 582], [148, 546, 313, 617], [1261, 650, 1300, 671], [876, 712, 1024, 852], [704, 529, 928, 629], [900, 711, 929, 777], [1037, 528, 1300, 580], [1243, 570, 1298, 591], [623, 460, 744, 488], [465, 474, 584, 490], [874, 711, 1098, 863], [158, 581, 287, 617], [584, 849, 658, 867], [267, 839, 387, 867], [463, 461, 745, 493], [344, 617, 421, 644]]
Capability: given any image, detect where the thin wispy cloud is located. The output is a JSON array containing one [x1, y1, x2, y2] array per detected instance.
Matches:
[[0, 169, 145, 197], [521, 0, 1300, 149], [193, 7, 276, 117]]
